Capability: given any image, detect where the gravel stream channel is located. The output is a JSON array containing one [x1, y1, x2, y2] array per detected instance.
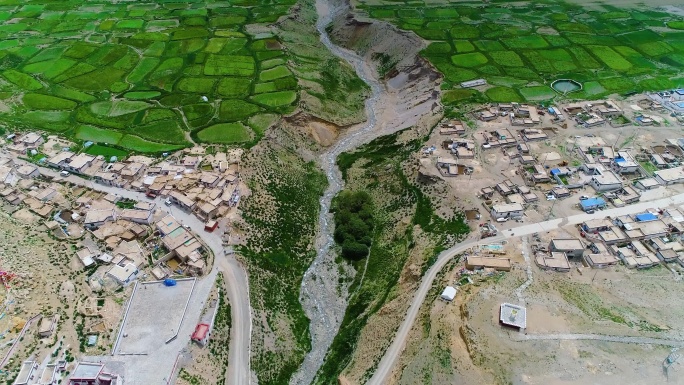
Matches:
[[290, 0, 384, 383]]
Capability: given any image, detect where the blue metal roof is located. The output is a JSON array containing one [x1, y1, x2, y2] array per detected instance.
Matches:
[[581, 198, 605, 209], [550, 168, 561, 175], [635, 213, 657, 222]]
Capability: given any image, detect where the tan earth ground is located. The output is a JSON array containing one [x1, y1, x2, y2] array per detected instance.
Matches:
[[390, 247, 684, 385]]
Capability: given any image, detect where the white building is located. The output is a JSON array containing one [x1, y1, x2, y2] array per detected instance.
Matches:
[[490, 203, 524, 220], [654, 166, 684, 185], [440, 286, 457, 302], [106, 263, 139, 286], [589, 169, 623, 192]]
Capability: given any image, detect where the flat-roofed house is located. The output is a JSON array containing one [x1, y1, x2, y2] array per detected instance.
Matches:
[[490, 203, 523, 220], [47, 151, 74, 169], [549, 238, 584, 259], [611, 151, 639, 174], [589, 169, 623, 192], [581, 218, 612, 233], [535, 252, 570, 272], [38, 315, 56, 338], [635, 177, 661, 190], [120, 208, 154, 225], [107, 263, 138, 286], [94, 171, 121, 187], [655, 166, 684, 185], [84, 209, 116, 230], [196, 202, 217, 220], [465, 256, 511, 271], [22, 132, 43, 149], [16, 165, 39, 178], [169, 191, 196, 211], [156, 214, 181, 236], [499, 303, 526, 330], [200, 172, 221, 188], [120, 162, 145, 181], [64, 153, 95, 174]]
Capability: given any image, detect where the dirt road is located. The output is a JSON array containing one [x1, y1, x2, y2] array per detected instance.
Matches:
[[9, 156, 252, 385], [368, 190, 684, 385]]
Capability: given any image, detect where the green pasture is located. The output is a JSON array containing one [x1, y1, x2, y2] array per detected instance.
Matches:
[[357, 1, 684, 104], [0, 0, 301, 152]]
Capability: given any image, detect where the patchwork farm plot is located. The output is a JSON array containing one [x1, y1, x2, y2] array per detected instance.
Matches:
[[0, 0, 300, 152], [360, 1, 684, 107]]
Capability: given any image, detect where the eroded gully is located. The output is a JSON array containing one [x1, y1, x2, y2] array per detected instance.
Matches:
[[290, 0, 384, 383]]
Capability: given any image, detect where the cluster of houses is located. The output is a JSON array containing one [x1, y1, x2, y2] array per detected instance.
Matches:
[[578, 208, 684, 269], [5, 132, 243, 230], [0, 132, 234, 289]]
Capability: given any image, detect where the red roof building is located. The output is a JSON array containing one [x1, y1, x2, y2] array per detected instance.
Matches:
[[191, 323, 211, 346]]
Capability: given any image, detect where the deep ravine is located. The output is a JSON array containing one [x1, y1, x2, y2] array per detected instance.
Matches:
[[289, 0, 385, 383]]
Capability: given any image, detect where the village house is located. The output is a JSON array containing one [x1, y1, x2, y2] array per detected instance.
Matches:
[[490, 203, 523, 220], [478, 108, 497, 122], [120, 162, 145, 181], [93, 171, 120, 187], [120, 208, 154, 225], [613, 240, 660, 269], [22, 132, 44, 150], [583, 243, 619, 268], [63, 153, 95, 174], [611, 151, 639, 174], [654, 166, 684, 185], [592, 100, 622, 118], [16, 164, 39, 178], [106, 263, 139, 286], [38, 315, 56, 338], [84, 209, 116, 230], [156, 214, 181, 236], [535, 252, 570, 272], [548, 238, 584, 259], [520, 128, 547, 141], [465, 255, 511, 271], [635, 177, 661, 190], [200, 172, 221, 188], [169, 190, 197, 211], [47, 151, 74, 169], [183, 156, 202, 169], [589, 169, 623, 192], [439, 120, 466, 135]]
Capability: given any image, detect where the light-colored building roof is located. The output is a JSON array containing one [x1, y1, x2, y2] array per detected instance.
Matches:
[[47, 151, 74, 165], [492, 203, 523, 213], [169, 190, 196, 208], [550, 238, 584, 250], [120, 209, 152, 221], [84, 209, 115, 225], [592, 170, 622, 185], [107, 263, 137, 284], [22, 132, 42, 144], [156, 214, 181, 235], [655, 166, 684, 182], [162, 227, 194, 250], [68, 153, 95, 170], [500, 303, 526, 329], [16, 164, 38, 176]]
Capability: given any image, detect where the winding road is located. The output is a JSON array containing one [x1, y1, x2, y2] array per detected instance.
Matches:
[[9, 156, 252, 385], [368, 190, 684, 384]]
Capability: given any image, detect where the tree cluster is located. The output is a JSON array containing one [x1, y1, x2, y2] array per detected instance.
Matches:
[[332, 190, 374, 260]]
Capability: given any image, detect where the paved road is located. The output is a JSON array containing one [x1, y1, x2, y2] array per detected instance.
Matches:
[[10, 157, 252, 385], [516, 333, 684, 347], [368, 191, 684, 385]]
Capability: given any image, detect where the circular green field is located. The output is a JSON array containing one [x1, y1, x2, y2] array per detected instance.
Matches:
[[450, 52, 488, 68], [197, 122, 253, 143]]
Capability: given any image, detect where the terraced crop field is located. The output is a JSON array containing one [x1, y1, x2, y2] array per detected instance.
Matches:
[[360, 1, 684, 107], [0, 0, 299, 152]]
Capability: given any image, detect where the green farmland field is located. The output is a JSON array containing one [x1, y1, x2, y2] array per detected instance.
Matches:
[[368, 0, 684, 105], [0, 0, 302, 152]]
